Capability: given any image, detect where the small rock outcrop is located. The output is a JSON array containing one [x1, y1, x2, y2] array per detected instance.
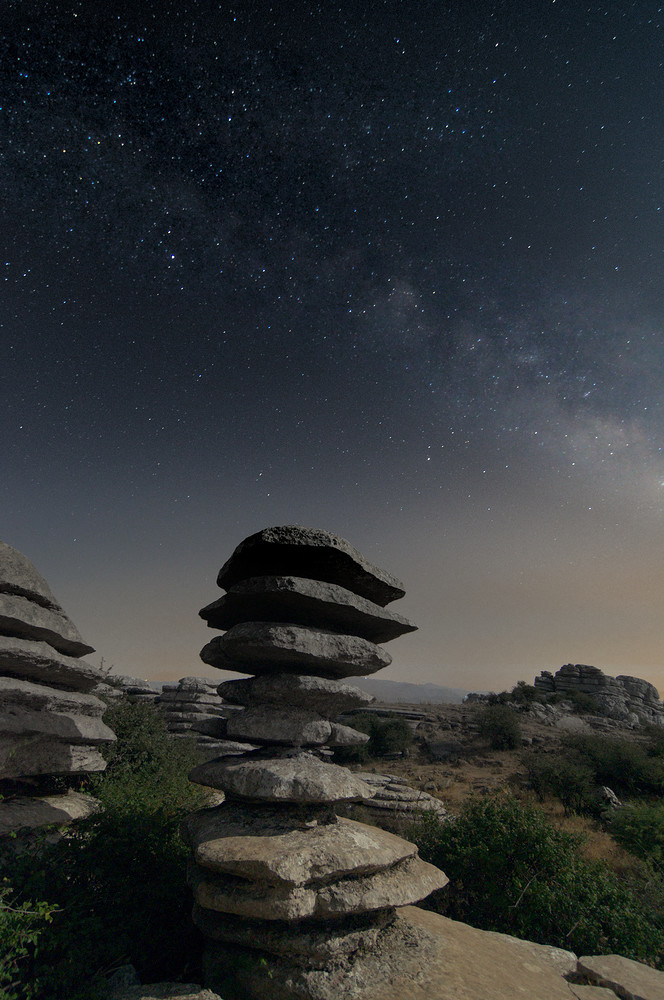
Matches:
[[0, 541, 115, 837], [535, 664, 664, 726], [157, 676, 235, 751], [107, 674, 159, 705], [186, 526, 448, 999]]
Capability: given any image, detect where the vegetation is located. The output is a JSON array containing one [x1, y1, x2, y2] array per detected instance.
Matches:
[[477, 704, 522, 750], [0, 701, 208, 1000], [333, 712, 414, 763], [412, 794, 664, 967]]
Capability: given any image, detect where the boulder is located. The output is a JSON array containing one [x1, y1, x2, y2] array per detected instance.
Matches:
[[0, 541, 63, 609], [189, 854, 447, 921], [201, 623, 391, 679], [0, 738, 107, 778], [201, 576, 416, 642], [0, 789, 100, 835], [225, 706, 332, 745], [0, 636, 102, 693], [187, 812, 418, 887], [0, 593, 94, 657], [577, 953, 664, 1000], [189, 753, 373, 803], [215, 526, 406, 606], [217, 673, 374, 715]]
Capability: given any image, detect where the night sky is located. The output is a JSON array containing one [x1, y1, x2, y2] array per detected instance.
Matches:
[[2, 1, 664, 694]]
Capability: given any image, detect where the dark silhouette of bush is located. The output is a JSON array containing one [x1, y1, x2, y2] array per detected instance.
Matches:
[[523, 752, 595, 815], [610, 802, 664, 868], [333, 712, 413, 762], [412, 794, 664, 967], [477, 704, 522, 749]]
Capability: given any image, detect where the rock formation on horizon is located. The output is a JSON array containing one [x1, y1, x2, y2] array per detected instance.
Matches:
[[185, 525, 448, 999], [0, 541, 115, 837], [535, 663, 664, 727]]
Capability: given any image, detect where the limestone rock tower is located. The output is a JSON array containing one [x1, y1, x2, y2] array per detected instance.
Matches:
[[186, 526, 448, 1000]]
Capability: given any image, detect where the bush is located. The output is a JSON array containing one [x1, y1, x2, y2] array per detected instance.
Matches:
[[566, 735, 664, 796], [509, 681, 544, 706], [0, 702, 209, 999], [610, 802, 664, 868], [477, 705, 522, 750], [523, 752, 595, 815], [0, 884, 57, 1000], [333, 713, 413, 763], [412, 794, 663, 966]]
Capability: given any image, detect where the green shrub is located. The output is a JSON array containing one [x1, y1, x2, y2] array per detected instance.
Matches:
[[333, 713, 413, 762], [0, 701, 209, 999], [523, 752, 595, 815], [477, 705, 522, 750], [509, 681, 544, 706], [412, 794, 663, 966], [0, 883, 58, 1000], [566, 735, 664, 796], [610, 802, 664, 868]]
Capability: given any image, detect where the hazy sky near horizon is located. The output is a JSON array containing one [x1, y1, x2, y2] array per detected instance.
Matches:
[[2, 1, 664, 695]]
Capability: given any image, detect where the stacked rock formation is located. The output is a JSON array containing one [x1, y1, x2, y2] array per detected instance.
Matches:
[[108, 674, 159, 705], [185, 526, 448, 1000], [535, 664, 664, 727], [0, 541, 115, 835], [157, 676, 235, 750]]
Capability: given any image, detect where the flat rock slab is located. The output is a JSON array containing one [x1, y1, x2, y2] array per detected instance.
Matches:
[[225, 706, 332, 745], [0, 593, 94, 657], [0, 636, 102, 692], [196, 904, 393, 967], [569, 987, 618, 999], [0, 789, 100, 835], [190, 854, 447, 921], [189, 752, 372, 803], [201, 576, 416, 642], [0, 541, 61, 608], [218, 673, 373, 714], [215, 526, 405, 606], [206, 905, 579, 1000], [0, 675, 108, 716], [0, 707, 115, 744], [113, 987, 223, 1000], [201, 623, 391, 679], [0, 738, 107, 778], [187, 812, 418, 887], [577, 954, 664, 1000]]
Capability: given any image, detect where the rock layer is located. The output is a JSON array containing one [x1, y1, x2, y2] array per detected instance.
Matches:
[[187, 525, 447, 999], [0, 541, 113, 836]]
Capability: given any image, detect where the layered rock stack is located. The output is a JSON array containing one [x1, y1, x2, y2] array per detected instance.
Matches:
[[157, 676, 234, 750], [0, 541, 115, 836], [109, 674, 159, 705], [535, 664, 664, 726], [185, 526, 448, 999]]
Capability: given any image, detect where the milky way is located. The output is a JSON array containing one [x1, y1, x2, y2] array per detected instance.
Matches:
[[2, 1, 663, 692]]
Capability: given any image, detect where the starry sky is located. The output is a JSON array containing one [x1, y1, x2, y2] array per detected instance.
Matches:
[[2, 1, 664, 695]]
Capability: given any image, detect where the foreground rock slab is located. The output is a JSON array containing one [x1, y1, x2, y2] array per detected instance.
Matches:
[[577, 953, 664, 1000], [204, 905, 580, 1000]]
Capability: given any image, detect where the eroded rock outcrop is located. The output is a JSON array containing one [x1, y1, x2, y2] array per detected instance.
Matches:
[[535, 664, 664, 726], [0, 541, 115, 837], [186, 526, 447, 999]]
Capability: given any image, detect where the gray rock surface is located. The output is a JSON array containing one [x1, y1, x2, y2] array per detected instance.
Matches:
[[577, 953, 664, 1000], [190, 854, 447, 921], [189, 753, 373, 803], [1, 738, 107, 778], [0, 592, 94, 656], [114, 987, 223, 1000], [0, 675, 109, 716], [534, 664, 664, 726], [217, 673, 374, 715], [215, 525, 406, 606], [0, 635, 102, 692], [187, 812, 418, 887], [201, 575, 416, 642], [0, 789, 100, 835], [0, 541, 63, 609], [201, 622, 391, 679], [225, 705, 332, 745]]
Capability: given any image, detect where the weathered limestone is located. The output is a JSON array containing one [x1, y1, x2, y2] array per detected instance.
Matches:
[[187, 525, 448, 1000], [108, 675, 159, 704], [200, 576, 416, 642], [201, 622, 392, 678], [342, 772, 449, 831], [0, 541, 113, 837], [577, 953, 664, 1000], [534, 664, 664, 726], [215, 526, 406, 605]]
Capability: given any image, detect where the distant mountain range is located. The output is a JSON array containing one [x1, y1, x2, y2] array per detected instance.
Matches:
[[351, 677, 468, 704]]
